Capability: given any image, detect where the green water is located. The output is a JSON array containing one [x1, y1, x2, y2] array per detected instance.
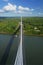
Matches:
[[0, 35, 43, 65], [0, 34, 19, 65], [24, 36, 43, 65]]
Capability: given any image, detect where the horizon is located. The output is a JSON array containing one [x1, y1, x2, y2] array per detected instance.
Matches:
[[0, 16, 43, 18]]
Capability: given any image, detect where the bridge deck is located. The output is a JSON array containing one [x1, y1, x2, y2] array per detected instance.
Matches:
[[14, 17, 23, 65]]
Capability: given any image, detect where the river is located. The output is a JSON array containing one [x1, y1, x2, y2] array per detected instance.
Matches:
[[0, 34, 43, 65], [24, 36, 43, 65]]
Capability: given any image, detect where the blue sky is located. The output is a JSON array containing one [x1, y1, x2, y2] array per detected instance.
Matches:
[[0, 0, 43, 17]]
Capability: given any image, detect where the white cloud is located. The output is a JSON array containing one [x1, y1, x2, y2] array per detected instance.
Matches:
[[31, 9, 34, 11], [0, 9, 4, 13], [13, 10, 24, 14], [3, 3, 17, 11], [18, 10, 24, 13], [18, 6, 30, 11], [18, 6, 34, 12], [0, 2, 34, 16], [17, 10, 26, 13], [38, 12, 43, 15], [15, 10, 32, 14]]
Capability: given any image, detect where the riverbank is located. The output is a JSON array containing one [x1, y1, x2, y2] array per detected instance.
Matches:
[[0, 32, 43, 37], [23, 31, 43, 37]]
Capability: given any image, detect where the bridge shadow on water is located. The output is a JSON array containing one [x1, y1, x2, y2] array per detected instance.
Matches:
[[0, 26, 20, 65]]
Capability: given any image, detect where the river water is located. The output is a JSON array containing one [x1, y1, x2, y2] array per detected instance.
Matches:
[[0, 34, 43, 65], [24, 36, 43, 65]]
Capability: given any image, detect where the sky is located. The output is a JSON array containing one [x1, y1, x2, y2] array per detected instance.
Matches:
[[0, 0, 43, 17]]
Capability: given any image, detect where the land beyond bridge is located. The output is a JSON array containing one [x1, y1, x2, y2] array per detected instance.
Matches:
[[0, 17, 43, 36]]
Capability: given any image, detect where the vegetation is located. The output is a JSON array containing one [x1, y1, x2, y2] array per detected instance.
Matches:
[[0, 17, 43, 36], [23, 17, 43, 36], [0, 17, 20, 34]]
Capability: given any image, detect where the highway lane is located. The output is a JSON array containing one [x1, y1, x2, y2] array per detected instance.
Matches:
[[14, 17, 23, 65]]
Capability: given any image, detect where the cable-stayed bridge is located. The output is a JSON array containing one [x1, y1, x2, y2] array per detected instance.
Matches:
[[14, 17, 23, 65]]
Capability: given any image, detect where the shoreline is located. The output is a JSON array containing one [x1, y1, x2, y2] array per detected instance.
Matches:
[[0, 32, 13, 35], [24, 34, 43, 37], [0, 32, 43, 37]]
